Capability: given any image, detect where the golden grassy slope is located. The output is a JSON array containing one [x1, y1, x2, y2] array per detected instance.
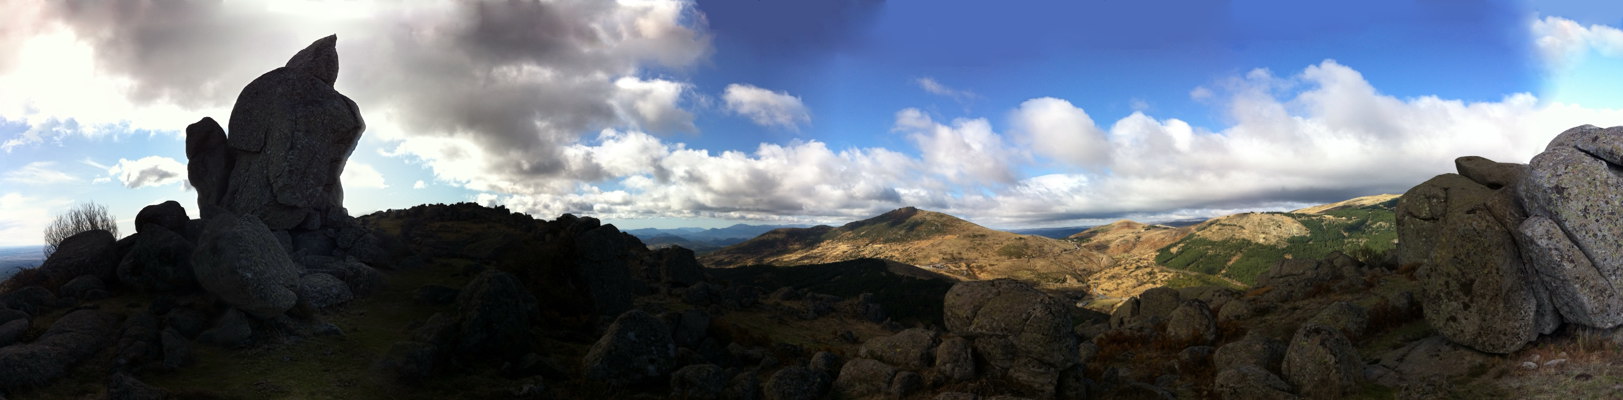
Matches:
[[701, 207, 1111, 288]]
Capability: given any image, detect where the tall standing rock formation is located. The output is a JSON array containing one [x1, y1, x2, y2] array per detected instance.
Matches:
[[222, 34, 365, 231], [184, 34, 383, 266]]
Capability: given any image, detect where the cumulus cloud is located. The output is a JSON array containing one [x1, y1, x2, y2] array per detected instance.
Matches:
[[972, 60, 1623, 226], [477, 131, 918, 222], [106, 156, 187, 189], [722, 84, 811, 130], [341, 162, 388, 189], [1010, 97, 1111, 169], [8, 3, 1623, 228], [612, 77, 696, 133], [893, 108, 1022, 186], [413, 180, 426, 190], [0, 0, 712, 198], [2, 161, 78, 184], [1531, 15, 1623, 68]]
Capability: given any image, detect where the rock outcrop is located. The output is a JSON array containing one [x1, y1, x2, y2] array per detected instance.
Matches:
[[38, 229, 118, 286], [181, 35, 382, 270], [117, 225, 196, 292], [1281, 324, 1362, 399], [185, 117, 231, 219], [1397, 125, 1623, 353], [1397, 163, 1555, 353], [1518, 125, 1623, 328], [582, 309, 675, 386], [222, 34, 364, 231], [943, 279, 1079, 396], [0, 310, 121, 389], [191, 212, 301, 319]]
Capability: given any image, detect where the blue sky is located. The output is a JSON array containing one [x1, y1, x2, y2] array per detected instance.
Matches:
[[3, 0, 1623, 246]]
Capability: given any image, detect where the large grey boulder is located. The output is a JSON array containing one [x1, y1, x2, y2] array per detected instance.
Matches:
[[859, 328, 939, 370], [1137, 287, 1183, 318], [1398, 172, 1554, 353], [58, 275, 105, 301], [832, 358, 897, 399], [1215, 365, 1298, 400], [295, 273, 354, 309], [1520, 216, 1623, 327], [134, 201, 189, 234], [223, 34, 364, 230], [186, 117, 232, 219], [191, 212, 300, 318], [1109, 297, 1141, 329], [1253, 258, 1341, 302], [1214, 333, 1286, 374], [934, 336, 975, 381], [197, 308, 253, 348], [0, 319, 26, 347], [574, 225, 639, 317], [943, 279, 1079, 396], [1455, 156, 1526, 189], [450, 270, 538, 358], [117, 225, 197, 292], [1518, 125, 1623, 328], [764, 365, 826, 400], [640, 246, 706, 288], [671, 363, 728, 400], [1281, 324, 1363, 399], [39, 229, 118, 285], [1165, 299, 1217, 344], [583, 309, 675, 386], [1307, 301, 1369, 340], [0, 310, 121, 389]]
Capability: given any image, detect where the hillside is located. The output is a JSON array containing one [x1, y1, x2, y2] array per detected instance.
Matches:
[[1068, 220, 1194, 256], [1152, 195, 1400, 285], [625, 224, 808, 252], [701, 207, 1112, 288]]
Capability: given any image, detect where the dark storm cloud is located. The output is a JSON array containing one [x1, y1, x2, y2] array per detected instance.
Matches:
[[31, 0, 709, 190], [41, 0, 282, 108]]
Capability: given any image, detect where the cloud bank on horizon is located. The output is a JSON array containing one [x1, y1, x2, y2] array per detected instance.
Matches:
[[2, 0, 1623, 246]]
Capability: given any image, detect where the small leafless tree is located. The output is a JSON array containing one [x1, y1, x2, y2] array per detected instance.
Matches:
[[42, 202, 118, 258]]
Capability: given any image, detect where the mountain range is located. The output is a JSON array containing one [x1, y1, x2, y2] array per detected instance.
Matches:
[[624, 224, 808, 252], [702, 207, 1114, 289], [697, 194, 1401, 298]]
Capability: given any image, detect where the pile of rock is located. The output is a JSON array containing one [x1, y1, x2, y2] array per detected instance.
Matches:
[[0, 35, 389, 393], [1397, 125, 1623, 353], [828, 279, 1086, 399]]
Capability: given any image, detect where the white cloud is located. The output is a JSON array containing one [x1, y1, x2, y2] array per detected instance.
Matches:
[[0, 0, 713, 200], [611, 77, 695, 133], [412, 180, 425, 189], [1010, 97, 1111, 169], [893, 108, 1021, 186], [723, 84, 811, 130], [106, 156, 186, 189], [1531, 15, 1623, 68], [479, 134, 919, 223], [969, 60, 1623, 226], [916, 77, 976, 102], [341, 162, 388, 189], [3, 161, 78, 185]]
